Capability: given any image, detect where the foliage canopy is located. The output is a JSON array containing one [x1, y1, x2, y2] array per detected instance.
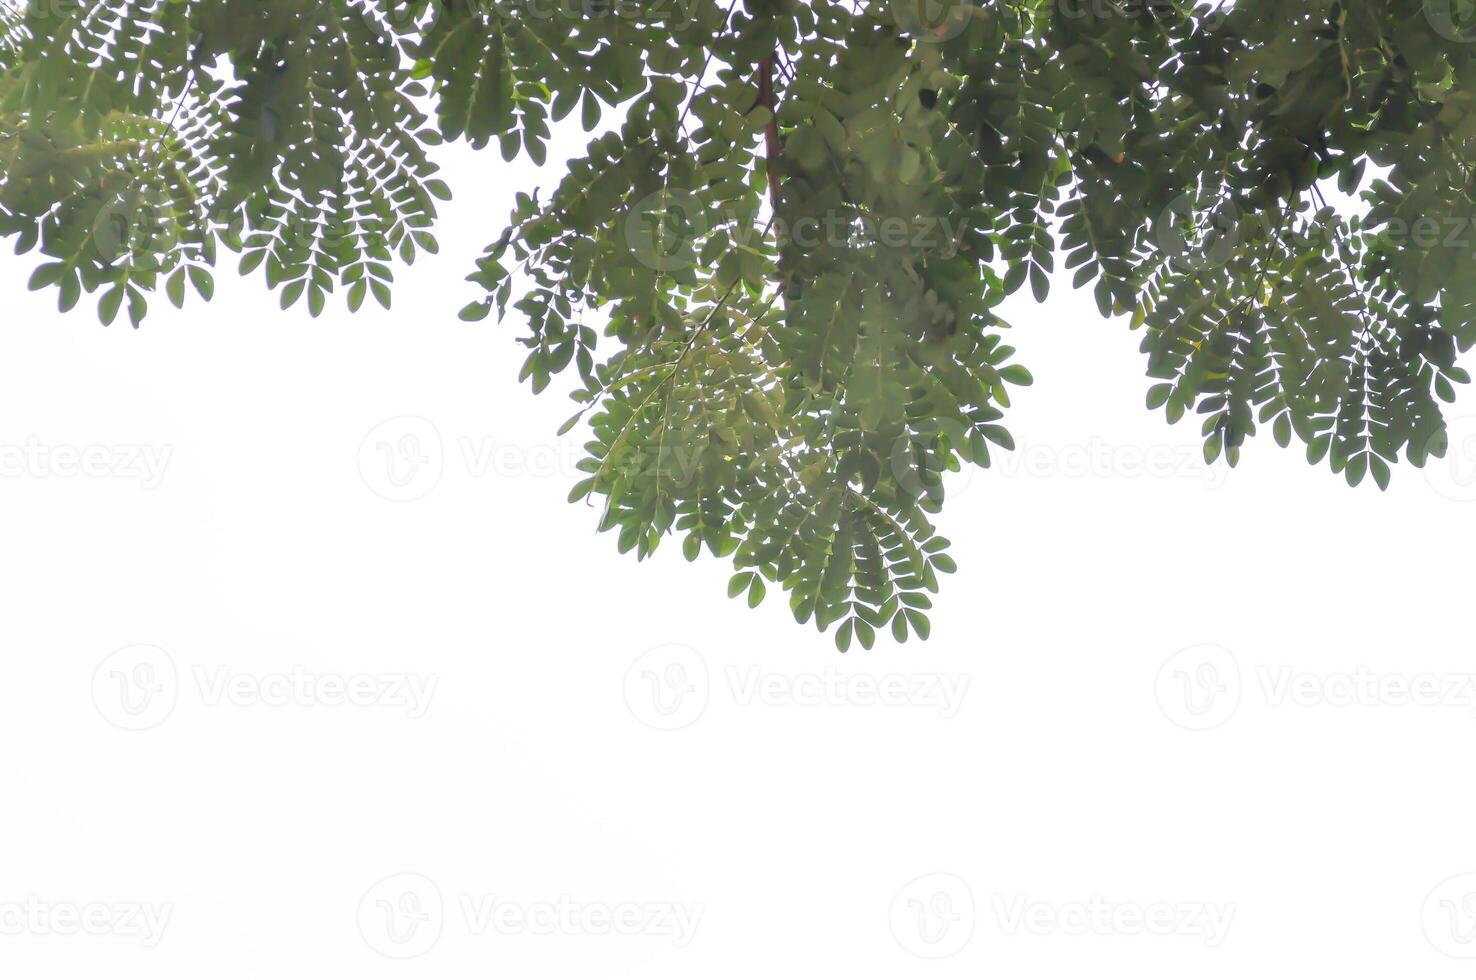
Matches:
[[3, 0, 1475, 645]]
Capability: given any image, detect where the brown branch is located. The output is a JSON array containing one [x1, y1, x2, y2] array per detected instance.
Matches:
[[758, 53, 781, 210]]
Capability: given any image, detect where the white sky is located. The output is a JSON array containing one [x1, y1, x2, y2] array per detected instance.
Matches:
[[3, 119, 1476, 977]]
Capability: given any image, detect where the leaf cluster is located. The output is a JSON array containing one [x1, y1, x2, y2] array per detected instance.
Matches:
[[5, 0, 1475, 641]]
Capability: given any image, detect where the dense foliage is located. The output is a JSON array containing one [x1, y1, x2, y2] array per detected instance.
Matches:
[[3, 0, 1474, 645]]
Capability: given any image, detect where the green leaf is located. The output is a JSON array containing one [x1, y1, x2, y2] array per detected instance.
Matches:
[[459, 301, 491, 322], [166, 268, 187, 309], [281, 280, 306, 310], [98, 286, 125, 327], [727, 572, 752, 599], [189, 267, 215, 301], [7, 0, 1464, 642]]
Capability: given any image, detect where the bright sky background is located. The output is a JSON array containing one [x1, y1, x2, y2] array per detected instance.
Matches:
[[3, 114, 1476, 977]]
